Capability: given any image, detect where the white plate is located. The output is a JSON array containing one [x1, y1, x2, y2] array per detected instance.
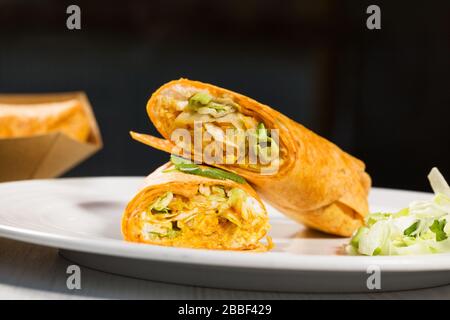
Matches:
[[0, 177, 449, 292]]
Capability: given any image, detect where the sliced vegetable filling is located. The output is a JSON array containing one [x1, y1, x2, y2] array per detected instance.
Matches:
[[169, 155, 246, 184], [158, 87, 285, 171]]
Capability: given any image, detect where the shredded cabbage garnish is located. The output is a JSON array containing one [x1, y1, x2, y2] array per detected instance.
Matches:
[[347, 167, 450, 255]]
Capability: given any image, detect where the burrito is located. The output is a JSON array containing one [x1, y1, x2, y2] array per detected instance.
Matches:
[[122, 159, 271, 251], [130, 79, 371, 236], [0, 99, 90, 142]]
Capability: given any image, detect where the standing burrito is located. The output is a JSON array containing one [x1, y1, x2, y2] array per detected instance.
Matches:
[[122, 159, 272, 251], [130, 79, 371, 236]]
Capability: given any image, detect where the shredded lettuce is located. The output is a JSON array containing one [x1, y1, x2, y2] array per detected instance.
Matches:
[[403, 221, 419, 237], [189, 92, 213, 106], [149, 229, 180, 239], [211, 186, 226, 197], [187, 92, 235, 114], [149, 192, 173, 214], [227, 188, 249, 222], [348, 167, 450, 255], [428, 167, 450, 198], [430, 219, 448, 241], [228, 188, 247, 209], [248, 122, 279, 163]]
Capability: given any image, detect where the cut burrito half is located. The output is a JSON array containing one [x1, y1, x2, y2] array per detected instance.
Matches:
[[130, 79, 371, 236], [122, 160, 272, 251]]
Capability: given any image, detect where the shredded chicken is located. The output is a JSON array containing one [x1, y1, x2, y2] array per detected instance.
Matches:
[[157, 87, 285, 171], [140, 184, 268, 249]]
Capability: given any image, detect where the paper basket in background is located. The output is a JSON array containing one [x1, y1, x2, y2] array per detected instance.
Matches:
[[0, 92, 102, 182]]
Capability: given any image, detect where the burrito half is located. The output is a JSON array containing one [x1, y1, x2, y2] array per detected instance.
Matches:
[[130, 79, 371, 236], [122, 161, 271, 251]]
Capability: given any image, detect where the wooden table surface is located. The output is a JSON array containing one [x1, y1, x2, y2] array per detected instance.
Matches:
[[1, 238, 449, 299]]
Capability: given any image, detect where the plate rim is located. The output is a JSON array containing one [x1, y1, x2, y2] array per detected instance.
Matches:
[[0, 177, 449, 273]]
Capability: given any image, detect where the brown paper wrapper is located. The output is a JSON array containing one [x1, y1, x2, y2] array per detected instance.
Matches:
[[0, 92, 102, 182]]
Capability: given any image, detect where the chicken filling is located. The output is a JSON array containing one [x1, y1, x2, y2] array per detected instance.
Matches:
[[141, 184, 268, 247], [158, 86, 285, 171]]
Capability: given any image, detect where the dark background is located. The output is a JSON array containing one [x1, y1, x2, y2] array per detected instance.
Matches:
[[0, 0, 449, 191]]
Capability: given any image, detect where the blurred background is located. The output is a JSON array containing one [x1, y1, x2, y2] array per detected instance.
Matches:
[[0, 0, 449, 191]]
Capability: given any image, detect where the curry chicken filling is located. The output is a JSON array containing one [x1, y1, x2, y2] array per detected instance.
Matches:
[[156, 86, 286, 171], [139, 184, 270, 250]]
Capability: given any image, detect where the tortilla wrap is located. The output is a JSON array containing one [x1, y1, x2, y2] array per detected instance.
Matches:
[[122, 162, 271, 251], [130, 79, 371, 236]]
